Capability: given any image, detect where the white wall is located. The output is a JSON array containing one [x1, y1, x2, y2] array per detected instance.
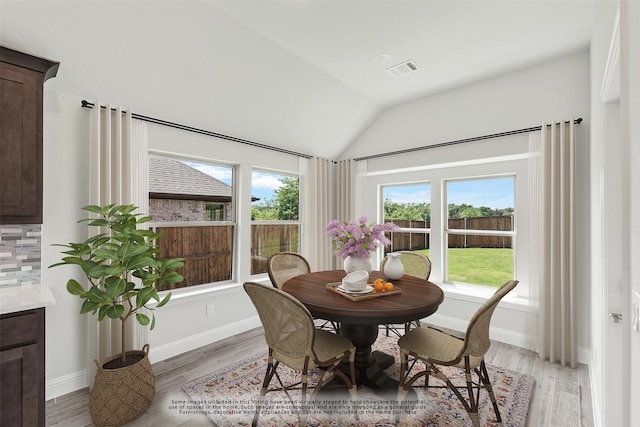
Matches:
[[41, 91, 93, 398], [348, 51, 592, 357]]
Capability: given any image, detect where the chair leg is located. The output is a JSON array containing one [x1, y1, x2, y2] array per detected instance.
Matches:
[[299, 359, 310, 426], [463, 357, 480, 427], [253, 353, 277, 427], [395, 351, 410, 424], [478, 360, 502, 423]]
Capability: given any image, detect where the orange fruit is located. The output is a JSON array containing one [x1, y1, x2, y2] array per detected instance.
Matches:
[[384, 282, 394, 291], [374, 282, 384, 292], [373, 278, 384, 286]]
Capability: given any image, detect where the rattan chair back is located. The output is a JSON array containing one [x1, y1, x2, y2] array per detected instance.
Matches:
[[396, 279, 519, 426], [381, 250, 431, 280], [243, 281, 358, 426], [243, 282, 315, 367], [460, 279, 519, 359], [267, 252, 311, 289]]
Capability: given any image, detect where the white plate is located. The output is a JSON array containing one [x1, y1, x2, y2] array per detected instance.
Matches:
[[337, 284, 374, 294]]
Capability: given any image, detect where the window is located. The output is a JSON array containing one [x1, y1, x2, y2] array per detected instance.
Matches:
[[382, 182, 431, 260], [444, 176, 515, 288], [250, 170, 300, 275], [148, 155, 235, 290]]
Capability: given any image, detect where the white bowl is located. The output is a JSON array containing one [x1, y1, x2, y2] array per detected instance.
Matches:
[[342, 270, 369, 291]]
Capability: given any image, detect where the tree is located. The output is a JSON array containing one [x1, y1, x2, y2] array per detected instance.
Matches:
[[273, 177, 299, 220], [384, 199, 430, 221]]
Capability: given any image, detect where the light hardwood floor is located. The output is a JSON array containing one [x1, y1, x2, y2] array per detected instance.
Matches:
[[46, 326, 594, 426]]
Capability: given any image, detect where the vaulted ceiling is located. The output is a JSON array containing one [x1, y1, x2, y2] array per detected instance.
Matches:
[[0, 0, 595, 158]]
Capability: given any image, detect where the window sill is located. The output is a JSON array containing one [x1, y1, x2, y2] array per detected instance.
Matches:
[[150, 277, 271, 307], [438, 281, 530, 312]]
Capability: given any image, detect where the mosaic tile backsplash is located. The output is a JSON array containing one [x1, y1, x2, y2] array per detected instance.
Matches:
[[0, 225, 42, 287]]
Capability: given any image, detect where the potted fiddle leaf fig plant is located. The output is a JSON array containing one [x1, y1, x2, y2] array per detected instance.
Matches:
[[50, 203, 184, 427]]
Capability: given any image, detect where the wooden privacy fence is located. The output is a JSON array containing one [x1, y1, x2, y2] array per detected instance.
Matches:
[[250, 223, 300, 274], [154, 223, 300, 288], [387, 216, 513, 251], [155, 225, 233, 290]]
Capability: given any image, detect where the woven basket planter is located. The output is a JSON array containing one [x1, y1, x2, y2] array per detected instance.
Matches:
[[89, 344, 155, 427]]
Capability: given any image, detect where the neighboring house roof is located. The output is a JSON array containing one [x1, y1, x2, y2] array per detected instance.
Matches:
[[149, 156, 259, 202]]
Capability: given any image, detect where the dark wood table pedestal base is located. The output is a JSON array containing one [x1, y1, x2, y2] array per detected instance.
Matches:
[[340, 323, 415, 400]]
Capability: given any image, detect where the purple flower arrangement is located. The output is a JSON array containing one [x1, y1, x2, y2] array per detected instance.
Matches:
[[325, 216, 399, 259]]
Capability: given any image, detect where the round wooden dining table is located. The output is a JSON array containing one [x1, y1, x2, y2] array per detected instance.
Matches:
[[282, 270, 444, 395]]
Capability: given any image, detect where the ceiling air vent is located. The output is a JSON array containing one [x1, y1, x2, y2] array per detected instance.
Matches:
[[386, 59, 420, 78]]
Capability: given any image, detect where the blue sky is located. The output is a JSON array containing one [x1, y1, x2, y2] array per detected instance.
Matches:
[[384, 177, 514, 209], [184, 162, 286, 204], [185, 161, 514, 209]]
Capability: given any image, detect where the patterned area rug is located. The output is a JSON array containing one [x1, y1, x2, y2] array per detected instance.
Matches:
[[182, 334, 534, 426]]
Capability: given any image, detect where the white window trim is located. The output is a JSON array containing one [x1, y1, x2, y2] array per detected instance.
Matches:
[[367, 155, 530, 300]]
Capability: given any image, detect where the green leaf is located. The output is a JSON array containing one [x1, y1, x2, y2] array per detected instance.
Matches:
[[136, 312, 150, 326], [104, 277, 126, 299], [81, 205, 105, 214], [128, 258, 157, 273], [156, 293, 171, 308], [150, 314, 156, 330], [93, 248, 119, 261], [137, 215, 153, 224], [85, 286, 106, 303], [86, 219, 108, 227], [66, 279, 85, 296], [161, 271, 184, 285], [102, 304, 124, 319], [136, 286, 155, 308], [59, 256, 84, 265], [162, 258, 185, 270], [80, 300, 100, 315], [118, 243, 149, 259]]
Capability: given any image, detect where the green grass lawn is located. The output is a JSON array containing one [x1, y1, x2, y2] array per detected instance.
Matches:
[[415, 248, 513, 288]]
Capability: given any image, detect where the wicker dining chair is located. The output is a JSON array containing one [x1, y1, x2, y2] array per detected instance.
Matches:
[[267, 252, 311, 290], [380, 251, 432, 336], [267, 252, 340, 333], [395, 279, 519, 426], [243, 282, 358, 427]]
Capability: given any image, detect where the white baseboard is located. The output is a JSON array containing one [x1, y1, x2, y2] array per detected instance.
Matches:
[[46, 369, 87, 401], [148, 315, 262, 364], [46, 316, 262, 400]]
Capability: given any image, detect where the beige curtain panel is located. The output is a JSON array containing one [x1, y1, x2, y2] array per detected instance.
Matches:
[[87, 103, 149, 383], [529, 120, 577, 368], [301, 157, 334, 270]]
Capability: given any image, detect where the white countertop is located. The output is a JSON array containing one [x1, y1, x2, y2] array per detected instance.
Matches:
[[0, 283, 56, 315]]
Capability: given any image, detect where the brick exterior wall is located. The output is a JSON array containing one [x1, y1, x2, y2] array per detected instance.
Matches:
[[149, 199, 232, 222]]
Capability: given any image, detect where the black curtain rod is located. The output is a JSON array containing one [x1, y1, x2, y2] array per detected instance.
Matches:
[[354, 117, 583, 161], [81, 100, 313, 159]]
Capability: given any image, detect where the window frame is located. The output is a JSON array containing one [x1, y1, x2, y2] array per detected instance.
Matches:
[[147, 154, 238, 290], [442, 174, 517, 289], [368, 155, 530, 301], [249, 168, 302, 277], [381, 181, 432, 258]]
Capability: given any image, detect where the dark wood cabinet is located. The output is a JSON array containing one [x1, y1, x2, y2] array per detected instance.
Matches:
[[0, 46, 59, 224], [0, 308, 45, 426]]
